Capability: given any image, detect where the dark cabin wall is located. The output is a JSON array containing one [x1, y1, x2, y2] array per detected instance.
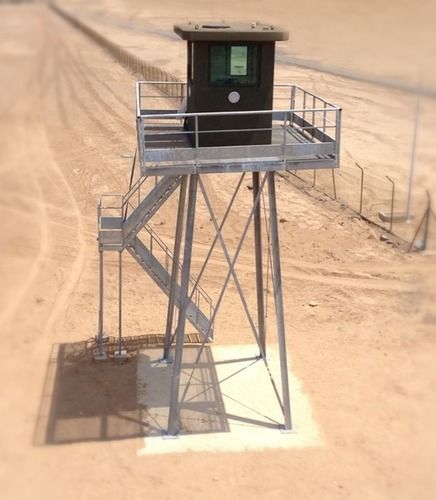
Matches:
[[186, 41, 275, 147]]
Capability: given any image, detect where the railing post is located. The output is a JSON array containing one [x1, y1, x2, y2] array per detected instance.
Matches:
[[335, 108, 342, 167], [290, 85, 296, 129], [290, 84, 296, 110], [283, 113, 287, 167], [194, 115, 199, 171], [135, 81, 141, 116], [312, 95, 316, 137], [323, 101, 327, 135]]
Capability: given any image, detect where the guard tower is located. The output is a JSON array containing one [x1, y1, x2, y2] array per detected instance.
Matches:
[[175, 22, 288, 147], [96, 21, 341, 437]]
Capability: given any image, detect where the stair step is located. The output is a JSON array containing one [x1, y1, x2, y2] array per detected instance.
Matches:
[[123, 175, 182, 241], [127, 236, 213, 339]]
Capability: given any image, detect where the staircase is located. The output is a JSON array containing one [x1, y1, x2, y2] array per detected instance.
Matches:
[[97, 175, 214, 340]]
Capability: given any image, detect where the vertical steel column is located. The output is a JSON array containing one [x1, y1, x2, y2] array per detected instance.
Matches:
[[252, 172, 266, 357], [117, 250, 123, 356], [267, 171, 292, 430], [97, 249, 106, 357], [163, 177, 188, 361], [167, 174, 198, 436]]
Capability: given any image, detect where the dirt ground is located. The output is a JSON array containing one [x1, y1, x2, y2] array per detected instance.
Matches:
[[58, 0, 436, 246], [0, 3, 436, 499]]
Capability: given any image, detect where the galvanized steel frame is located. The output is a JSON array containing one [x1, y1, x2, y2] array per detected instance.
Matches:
[[135, 81, 341, 177], [95, 80, 343, 436]]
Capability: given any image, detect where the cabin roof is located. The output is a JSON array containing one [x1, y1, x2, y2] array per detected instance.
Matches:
[[174, 22, 289, 42]]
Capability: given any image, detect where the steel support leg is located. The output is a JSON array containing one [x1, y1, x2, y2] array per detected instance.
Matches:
[[114, 250, 127, 361], [252, 172, 266, 357], [267, 171, 292, 430], [163, 177, 188, 362], [167, 174, 198, 436], [118, 251, 122, 352], [95, 249, 107, 360]]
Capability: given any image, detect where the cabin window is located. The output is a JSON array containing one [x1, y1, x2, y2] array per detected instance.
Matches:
[[209, 44, 259, 86]]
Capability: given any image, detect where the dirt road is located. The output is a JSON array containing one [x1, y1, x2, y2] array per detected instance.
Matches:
[[0, 4, 435, 499]]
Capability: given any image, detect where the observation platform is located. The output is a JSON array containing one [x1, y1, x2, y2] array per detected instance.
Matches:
[[136, 81, 341, 177]]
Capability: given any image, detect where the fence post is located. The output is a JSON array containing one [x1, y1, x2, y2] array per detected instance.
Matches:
[[355, 162, 365, 214], [331, 168, 337, 199], [385, 175, 395, 233]]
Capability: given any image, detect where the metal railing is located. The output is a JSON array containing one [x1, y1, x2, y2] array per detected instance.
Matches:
[[141, 224, 214, 322], [136, 81, 338, 116], [136, 81, 187, 115], [98, 174, 150, 226], [135, 81, 341, 173], [98, 193, 124, 227], [98, 181, 215, 324]]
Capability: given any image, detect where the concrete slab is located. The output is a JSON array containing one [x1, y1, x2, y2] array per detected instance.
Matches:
[[137, 344, 322, 455]]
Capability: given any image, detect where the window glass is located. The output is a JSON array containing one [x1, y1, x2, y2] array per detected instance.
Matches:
[[209, 45, 227, 85], [230, 46, 248, 76], [209, 44, 259, 86]]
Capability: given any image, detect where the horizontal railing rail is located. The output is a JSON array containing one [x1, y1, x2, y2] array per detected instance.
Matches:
[[135, 81, 341, 174], [137, 81, 187, 116], [138, 107, 339, 119], [136, 81, 339, 116]]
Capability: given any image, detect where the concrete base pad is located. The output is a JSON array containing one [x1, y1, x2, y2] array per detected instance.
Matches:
[[93, 351, 108, 362], [114, 349, 128, 362], [137, 344, 321, 455]]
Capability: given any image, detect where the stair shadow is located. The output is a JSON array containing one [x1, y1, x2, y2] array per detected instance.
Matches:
[[33, 339, 147, 446]]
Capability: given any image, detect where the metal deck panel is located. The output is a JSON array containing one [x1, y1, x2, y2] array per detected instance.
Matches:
[[139, 123, 336, 175]]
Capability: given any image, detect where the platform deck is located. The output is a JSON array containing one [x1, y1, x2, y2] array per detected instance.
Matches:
[[136, 82, 341, 176]]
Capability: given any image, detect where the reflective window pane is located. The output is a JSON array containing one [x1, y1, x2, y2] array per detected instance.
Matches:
[[230, 46, 248, 76], [209, 44, 259, 86]]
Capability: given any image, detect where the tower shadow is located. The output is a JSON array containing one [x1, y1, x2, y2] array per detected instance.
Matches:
[[33, 338, 147, 446], [33, 334, 231, 445]]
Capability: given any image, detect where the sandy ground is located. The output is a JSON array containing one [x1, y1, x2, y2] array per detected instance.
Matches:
[[58, 0, 436, 247], [0, 2, 436, 499], [64, 0, 436, 90]]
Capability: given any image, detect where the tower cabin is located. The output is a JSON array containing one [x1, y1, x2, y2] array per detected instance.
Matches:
[[174, 22, 288, 147]]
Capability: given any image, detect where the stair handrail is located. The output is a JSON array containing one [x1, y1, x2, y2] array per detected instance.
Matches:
[[122, 175, 150, 220], [143, 224, 214, 311]]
